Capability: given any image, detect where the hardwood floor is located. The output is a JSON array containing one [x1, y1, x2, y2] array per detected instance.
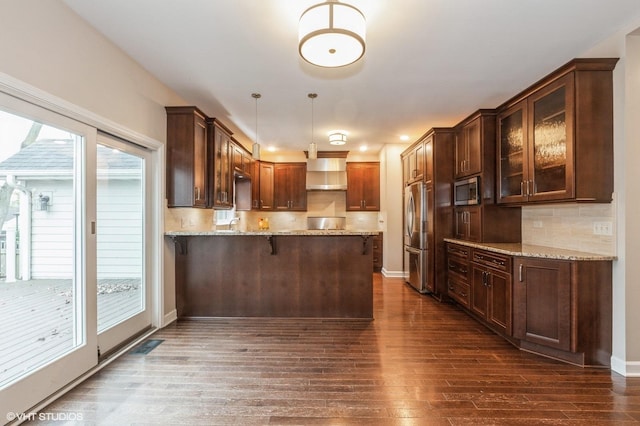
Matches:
[[35, 274, 640, 425]]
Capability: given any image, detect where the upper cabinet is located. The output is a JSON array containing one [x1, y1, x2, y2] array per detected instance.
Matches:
[[232, 139, 253, 179], [497, 58, 618, 205], [165, 106, 209, 208], [455, 113, 486, 179], [274, 163, 307, 211], [401, 142, 424, 185], [346, 162, 380, 211], [208, 118, 234, 209], [253, 161, 275, 210]]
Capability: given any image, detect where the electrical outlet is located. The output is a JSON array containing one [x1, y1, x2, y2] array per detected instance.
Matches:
[[533, 220, 543, 228], [593, 221, 613, 236]]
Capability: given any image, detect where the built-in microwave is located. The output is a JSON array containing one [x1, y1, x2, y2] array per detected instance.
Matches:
[[454, 176, 480, 206]]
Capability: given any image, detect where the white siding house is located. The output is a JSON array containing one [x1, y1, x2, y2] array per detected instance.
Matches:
[[0, 140, 142, 280]]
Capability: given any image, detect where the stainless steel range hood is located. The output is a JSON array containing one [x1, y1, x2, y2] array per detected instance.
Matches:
[[306, 158, 347, 191]]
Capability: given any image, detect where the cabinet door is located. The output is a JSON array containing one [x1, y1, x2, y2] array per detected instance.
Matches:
[[212, 124, 233, 208], [497, 100, 528, 204], [455, 117, 482, 178], [192, 113, 208, 208], [470, 264, 488, 318], [347, 163, 380, 211], [258, 162, 274, 210], [513, 258, 571, 351], [288, 163, 307, 210], [528, 74, 575, 202], [454, 206, 481, 242], [166, 107, 209, 208], [274, 163, 306, 210], [487, 269, 512, 336]]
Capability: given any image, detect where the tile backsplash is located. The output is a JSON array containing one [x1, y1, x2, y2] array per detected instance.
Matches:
[[521, 201, 615, 255], [164, 191, 382, 232]]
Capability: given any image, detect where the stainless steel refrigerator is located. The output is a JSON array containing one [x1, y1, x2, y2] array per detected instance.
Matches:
[[404, 181, 428, 293]]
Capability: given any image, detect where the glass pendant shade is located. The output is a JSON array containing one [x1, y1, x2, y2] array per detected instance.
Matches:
[[298, 2, 366, 68], [308, 142, 318, 159]]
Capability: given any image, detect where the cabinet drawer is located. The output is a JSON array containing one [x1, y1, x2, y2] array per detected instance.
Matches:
[[448, 277, 470, 308], [447, 243, 470, 260], [448, 258, 469, 279], [472, 249, 511, 272]]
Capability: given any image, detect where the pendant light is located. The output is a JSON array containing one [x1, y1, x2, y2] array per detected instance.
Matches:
[[298, 1, 366, 68], [251, 93, 261, 160], [308, 93, 318, 159]]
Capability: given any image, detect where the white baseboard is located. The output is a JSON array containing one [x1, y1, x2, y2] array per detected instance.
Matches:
[[163, 309, 177, 327], [381, 268, 405, 278], [611, 356, 640, 377]]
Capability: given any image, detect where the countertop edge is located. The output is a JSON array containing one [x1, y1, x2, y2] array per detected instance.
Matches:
[[444, 238, 616, 261], [165, 230, 381, 237]]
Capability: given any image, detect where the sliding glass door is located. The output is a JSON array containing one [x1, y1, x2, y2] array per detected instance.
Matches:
[[0, 94, 98, 419], [96, 133, 151, 355], [0, 94, 154, 419]]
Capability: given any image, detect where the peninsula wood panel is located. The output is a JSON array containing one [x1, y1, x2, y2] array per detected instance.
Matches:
[[174, 235, 373, 318]]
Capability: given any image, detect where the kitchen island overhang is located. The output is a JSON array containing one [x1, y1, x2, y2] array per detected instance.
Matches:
[[166, 230, 379, 319]]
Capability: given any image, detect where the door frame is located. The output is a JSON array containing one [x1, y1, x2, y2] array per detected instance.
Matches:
[[0, 73, 165, 418]]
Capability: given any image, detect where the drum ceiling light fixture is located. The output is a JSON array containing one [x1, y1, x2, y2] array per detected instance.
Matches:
[[298, 1, 366, 68]]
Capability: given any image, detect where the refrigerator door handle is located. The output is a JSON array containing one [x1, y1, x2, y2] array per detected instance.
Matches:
[[405, 191, 415, 240]]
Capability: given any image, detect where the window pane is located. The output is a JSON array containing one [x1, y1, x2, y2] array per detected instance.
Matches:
[[96, 144, 144, 332], [0, 109, 82, 387]]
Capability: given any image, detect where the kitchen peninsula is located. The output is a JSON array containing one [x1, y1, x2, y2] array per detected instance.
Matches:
[[167, 230, 378, 319]]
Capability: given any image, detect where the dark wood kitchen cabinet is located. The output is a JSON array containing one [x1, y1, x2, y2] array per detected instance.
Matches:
[[454, 206, 482, 242], [232, 139, 252, 178], [208, 118, 234, 209], [497, 58, 618, 205], [513, 257, 612, 366], [372, 233, 383, 272], [253, 161, 274, 210], [165, 106, 209, 208], [470, 249, 512, 336], [274, 163, 307, 211], [452, 110, 521, 243], [454, 111, 496, 179], [346, 162, 380, 211], [401, 142, 424, 185], [446, 243, 471, 308]]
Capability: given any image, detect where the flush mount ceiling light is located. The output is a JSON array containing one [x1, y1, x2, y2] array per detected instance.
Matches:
[[308, 93, 318, 159], [298, 1, 366, 68], [328, 130, 348, 145], [251, 93, 261, 160]]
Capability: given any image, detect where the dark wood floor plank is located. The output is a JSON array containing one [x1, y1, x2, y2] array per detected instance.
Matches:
[[32, 274, 640, 424]]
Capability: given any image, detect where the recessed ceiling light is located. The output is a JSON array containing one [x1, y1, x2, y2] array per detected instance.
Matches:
[[267, 146, 277, 152], [359, 145, 367, 152], [400, 135, 410, 141]]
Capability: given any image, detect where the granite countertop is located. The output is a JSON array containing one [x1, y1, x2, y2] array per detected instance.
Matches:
[[166, 229, 380, 237], [444, 238, 616, 261]]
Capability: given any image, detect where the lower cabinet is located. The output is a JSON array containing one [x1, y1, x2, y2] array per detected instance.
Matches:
[[470, 249, 512, 336], [512, 257, 612, 366], [445, 241, 612, 367], [447, 244, 471, 308], [372, 233, 383, 272], [512, 258, 571, 351]]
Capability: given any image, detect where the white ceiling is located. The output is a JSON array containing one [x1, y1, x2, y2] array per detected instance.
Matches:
[[62, 0, 640, 155]]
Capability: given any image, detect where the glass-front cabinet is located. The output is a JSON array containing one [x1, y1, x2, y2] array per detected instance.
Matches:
[[498, 100, 527, 203], [498, 74, 575, 204]]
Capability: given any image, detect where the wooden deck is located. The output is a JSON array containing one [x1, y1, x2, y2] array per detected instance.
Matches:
[[0, 278, 141, 387]]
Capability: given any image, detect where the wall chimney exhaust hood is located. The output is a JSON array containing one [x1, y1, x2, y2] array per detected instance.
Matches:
[[306, 157, 347, 190]]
